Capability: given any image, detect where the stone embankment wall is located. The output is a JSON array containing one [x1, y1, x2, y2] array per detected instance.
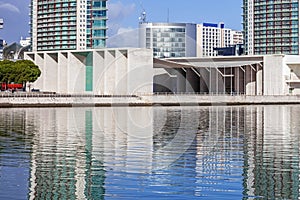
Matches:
[[1, 93, 300, 107]]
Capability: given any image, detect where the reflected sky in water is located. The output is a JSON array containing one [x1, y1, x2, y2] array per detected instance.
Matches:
[[0, 106, 300, 199]]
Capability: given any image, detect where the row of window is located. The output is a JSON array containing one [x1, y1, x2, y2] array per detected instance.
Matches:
[[153, 52, 185, 58], [151, 42, 186, 48], [151, 28, 185, 33], [153, 48, 186, 52], [151, 33, 185, 38], [150, 37, 185, 43]]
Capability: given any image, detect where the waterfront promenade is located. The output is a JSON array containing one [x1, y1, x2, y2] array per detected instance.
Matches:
[[1, 92, 300, 107]]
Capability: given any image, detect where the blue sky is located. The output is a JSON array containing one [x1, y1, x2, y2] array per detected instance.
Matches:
[[0, 0, 242, 44]]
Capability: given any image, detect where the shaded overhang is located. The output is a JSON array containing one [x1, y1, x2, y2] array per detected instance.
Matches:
[[154, 56, 264, 69]]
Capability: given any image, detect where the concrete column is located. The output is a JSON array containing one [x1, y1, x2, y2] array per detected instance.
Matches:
[[175, 68, 186, 93], [115, 50, 128, 95], [217, 69, 225, 94], [94, 51, 105, 95], [198, 68, 209, 94], [210, 68, 224, 94], [209, 68, 217, 94], [256, 64, 263, 95], [68, 52, 86, 94], [234, 67, 245, 94], [33, 53, 45, 91], [44, 53, 58, 92], [245, 65, 256, 95], [58, 53, 68, 93], [186, 68, 200, 93], [104, 50, 116, 95]]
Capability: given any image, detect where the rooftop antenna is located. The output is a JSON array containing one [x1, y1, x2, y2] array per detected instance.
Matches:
[[139, 2, 147, 23], [167, 8, 169, 23]]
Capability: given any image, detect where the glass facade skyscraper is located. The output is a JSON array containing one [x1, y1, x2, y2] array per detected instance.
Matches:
[[243, 0, 299, 55], [30, 0, 107, 51]]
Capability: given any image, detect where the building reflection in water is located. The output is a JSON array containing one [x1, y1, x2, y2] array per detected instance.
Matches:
[[1, 106, 300, 199], [243, 106, 300, 199]]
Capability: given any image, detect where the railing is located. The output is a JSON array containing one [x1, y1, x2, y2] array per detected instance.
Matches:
[[140, 92, 246, 96], [0, 92, 138, 98], [4, 92, 295, 98]]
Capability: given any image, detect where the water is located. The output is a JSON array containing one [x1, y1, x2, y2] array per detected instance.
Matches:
[[0, 106, 300, 199]]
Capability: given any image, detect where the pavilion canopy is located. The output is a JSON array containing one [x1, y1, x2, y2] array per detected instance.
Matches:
[[154, 56, 264, 68]]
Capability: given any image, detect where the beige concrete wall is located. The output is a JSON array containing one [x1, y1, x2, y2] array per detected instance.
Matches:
[[58, 53, 68, 93], [25, 48, 154, 95], [127, 49, 153, 94], [68, 52, 86, 94], [264, 55, 285, 95], [94, 51, 105, 94]]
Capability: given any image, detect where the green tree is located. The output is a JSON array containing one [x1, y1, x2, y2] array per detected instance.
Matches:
[[14, 60, 41, 90], [0, 60, 14, 83], [0, 60, 41, 90]]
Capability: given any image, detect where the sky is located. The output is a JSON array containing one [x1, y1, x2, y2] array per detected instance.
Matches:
[[0, 0, 242, 44]]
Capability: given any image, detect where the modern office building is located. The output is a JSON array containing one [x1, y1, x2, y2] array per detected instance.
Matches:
[[197, 23, 244, 57], [30, 0, 107, 51], [243, 0, 299, 55], [139, 22, 197, 58]]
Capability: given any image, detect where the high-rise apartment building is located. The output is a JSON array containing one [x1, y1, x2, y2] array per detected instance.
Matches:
[[197, 23, 243, 57], [243, 0, 299, 55], [139, 22, 197, 58], [30, 0, 107, 51]]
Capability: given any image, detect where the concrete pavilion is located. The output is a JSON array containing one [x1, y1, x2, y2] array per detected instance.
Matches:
[[154, 54, 300, 96], [25, 48, 300, 96]]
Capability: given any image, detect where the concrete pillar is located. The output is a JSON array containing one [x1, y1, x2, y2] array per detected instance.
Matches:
[[210, 68, 224, 94], [58, 53, 68, 93], [94, 51, 105, 95], [115, 50, 128, 95], [175, 68, 186, 93], [33, 53, 45, 91], [209, 68, 218, 94], [68, 52, 86, 94], [44, 53, 58, 92], [245, 65, 256, 95], [104, 50, 116, 95], [234, 67, 245, 94], [186, 68, 200, 93], [256, 64, 263, 95], [198, 68, 209, 94]]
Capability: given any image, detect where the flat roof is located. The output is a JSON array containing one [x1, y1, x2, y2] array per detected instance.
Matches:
[[154, 56, 264, 68]]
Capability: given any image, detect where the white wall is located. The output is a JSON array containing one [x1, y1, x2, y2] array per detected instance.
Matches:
[[263, 55, 285, 95], [25, 48, 154, 95]]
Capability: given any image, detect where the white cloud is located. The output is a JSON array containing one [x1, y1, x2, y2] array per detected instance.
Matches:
[[108, 1, 135, 22], [0, 2, 20, 13], [107, 27, 139, 48], [108, 1, 136, 36]]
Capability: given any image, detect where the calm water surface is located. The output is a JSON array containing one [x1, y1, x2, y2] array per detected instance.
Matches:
[[0, 106, 300, 199]]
